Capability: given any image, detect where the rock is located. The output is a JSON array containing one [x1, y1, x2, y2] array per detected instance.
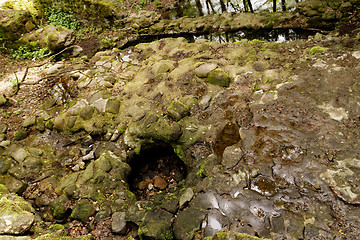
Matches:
[[111, 212, 127, 234], [70, 199, 96, 223], [105, 99, 120, 114], [22, 116, 36, 127], [313, 32, 324, 41], [10, 147, 28, 162], [0, 94, 6, 105], [0, 184, 10, 196], [0, 141, 10, 148], [174, 206, 206, 240], [0, 10, 33, 41], [139, 210, 174, 240], [340, 2, 352, 12], [309, 46, 325, 56], [14, 129, 28, 141], [195, 63, 218, 78], [20, 25, 76, 52], [352, 51, 360, 59], [199, 95, 212, 110], [0, 193, 35, 235], [167, 100, 190, 122], [153, 60, 175, 75], [41, 98, 57, 109], [179, 188, 194, 208], [138, 179, 153, 190], [0, 124, 7, 134], [322, 10, 336, 21], [50, 195, 69, 220], [207, 68, 231, 87], [153, 176, 168, 190], [79, 106, 95, 120], [222, 144, 244, 169]]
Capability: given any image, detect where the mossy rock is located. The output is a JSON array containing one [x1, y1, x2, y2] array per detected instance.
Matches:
[[167, 100, 190, 122], [14, 129, 28, 140], [207, 231, 270, 240], [105, 99, 120, 114], [50, 195, 69, 220], [309, 46, 325, 56], [207, 68, 231, 87], [70, 199, 96, 223], [79, 106, 95, 120]]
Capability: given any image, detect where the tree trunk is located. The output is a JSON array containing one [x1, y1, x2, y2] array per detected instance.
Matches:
[[281, 0, 286, 11], [273, 0, 277, 12], [243, 0, 249, 12], [219, 0, 226, 13], [247, 0, 253, 13]]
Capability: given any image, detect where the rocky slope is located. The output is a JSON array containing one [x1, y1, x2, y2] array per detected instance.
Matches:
[[1, 0, 360, 240]]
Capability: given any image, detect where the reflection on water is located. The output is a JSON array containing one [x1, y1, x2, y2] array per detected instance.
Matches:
[[186, 28, 318, 43], [178, 0, 305, 17]]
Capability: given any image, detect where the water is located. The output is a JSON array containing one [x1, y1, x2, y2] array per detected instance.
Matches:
[[177, 0, 305, 17]]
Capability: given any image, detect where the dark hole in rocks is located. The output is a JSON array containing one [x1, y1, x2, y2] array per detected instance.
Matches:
[[128, 143, 187, 200], [120, 28, 322, 49]]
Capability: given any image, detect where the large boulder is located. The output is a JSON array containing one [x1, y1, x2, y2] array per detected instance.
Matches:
[[20, 25, 75, 51], [0, 189, 35, 235], [0, 10, 34, 42]]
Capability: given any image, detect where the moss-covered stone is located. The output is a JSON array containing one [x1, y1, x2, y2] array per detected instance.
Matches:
[[70, 199, 96, 223], [14, 129, 28, 141], [79, 106, 95, 120], [207, 68, 231, 87], [50, 195, 69, 220], [105, 99, 120, 114], [309, 46, 325, 56], [167, 100, 190, 122]]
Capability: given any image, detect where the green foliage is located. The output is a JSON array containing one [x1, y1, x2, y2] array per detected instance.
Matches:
[[46, 7, 80, 30], [8, 46, 50, 60]]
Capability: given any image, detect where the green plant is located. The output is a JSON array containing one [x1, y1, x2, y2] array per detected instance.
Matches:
[[8, 46, 50, 60], [13, 109, 21, 115], [76, 33, 87, 40], [47, 7, 80, 30]]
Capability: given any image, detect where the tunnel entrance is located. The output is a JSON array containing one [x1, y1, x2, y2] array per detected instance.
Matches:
[[128, 143, 187, 200]]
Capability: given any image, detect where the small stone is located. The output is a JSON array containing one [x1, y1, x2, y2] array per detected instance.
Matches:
[[167, 100, 190, 122], [154, 176, 168, 190], [179, 188, 194, 208], [340, 2, 352, 12], [111, 212, 127, 235], [138, 179, 153, 190], [10, 148, 28, 162], [79, 106, 95, 120], [41, 98, 57, 110], [207, 68, 231, 87], [0, 124, 7, 134], [24, 20, 35, 32], [0, 141, 11, 148], [0, 134, 5, 142], [22, 116, 36, 128], [199, 95, 211, 110], [105, 99, 121, 114], [222, 145, 244, 169], [14, 129, 28, 141], [194, 63, 218, 78], [352, 51, 360, 59]]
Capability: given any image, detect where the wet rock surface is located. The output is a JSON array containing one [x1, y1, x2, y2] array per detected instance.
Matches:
[[0, 1, 360, 239]]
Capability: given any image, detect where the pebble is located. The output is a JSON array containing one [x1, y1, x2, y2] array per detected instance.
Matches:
[[154, 176, 168, 190]]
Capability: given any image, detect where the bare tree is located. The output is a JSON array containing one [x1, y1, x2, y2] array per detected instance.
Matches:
[[243, 0, 249, 12], [273, 0, 276, 12], [248, 0, 253, 13], [281, 0, 286, 11]]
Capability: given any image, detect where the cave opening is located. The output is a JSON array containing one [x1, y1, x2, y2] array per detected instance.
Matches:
[[127, 143, 187, 200]]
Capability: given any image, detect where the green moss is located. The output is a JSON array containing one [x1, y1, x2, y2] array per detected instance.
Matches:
[[174, 145, 186, 163], [207, 68, 231, 87], [0, 194, 34, 214], [309, 46, 325, 56], [70, 199, 96, 222], [208, 230, 270, 240]]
